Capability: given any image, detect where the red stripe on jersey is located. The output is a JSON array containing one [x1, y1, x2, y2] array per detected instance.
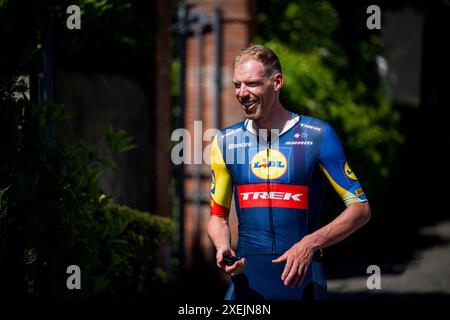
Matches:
[[237, 184, 309, 209], [210, 197, 230, 218]]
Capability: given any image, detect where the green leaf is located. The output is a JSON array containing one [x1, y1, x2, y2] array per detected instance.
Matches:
[[102, 126, 138, 153]]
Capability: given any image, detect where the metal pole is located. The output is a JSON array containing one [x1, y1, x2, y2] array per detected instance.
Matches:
[[176, 3, 187, 270], [213, 6, 222, 131], [193, 24, 203, 234]]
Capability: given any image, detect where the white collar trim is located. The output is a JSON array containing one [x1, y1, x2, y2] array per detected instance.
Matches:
[[245, 113, 299, 135]]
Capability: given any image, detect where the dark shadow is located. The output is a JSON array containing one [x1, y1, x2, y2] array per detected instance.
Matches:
[[327, 291, 450, 300], [161, 221, 227, 301], [323, 0, 450, 279], [229, 274, 265, 301], [323, 103, 450, 279]]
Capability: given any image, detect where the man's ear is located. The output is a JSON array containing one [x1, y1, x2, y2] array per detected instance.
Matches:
[[273, 73, 284, 92]]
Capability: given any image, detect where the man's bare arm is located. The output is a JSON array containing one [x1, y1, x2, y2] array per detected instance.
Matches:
[[207, 215, 231, 255], [306, 201, 371, 250], [207, 215, 246, 276], [273, 202, 371, 286]]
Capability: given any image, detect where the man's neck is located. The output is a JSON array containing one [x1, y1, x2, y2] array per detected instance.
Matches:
[[253, 103, 292, 132]]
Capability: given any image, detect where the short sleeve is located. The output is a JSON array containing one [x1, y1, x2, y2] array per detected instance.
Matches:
[[319, 123, 368, 206], [210, 134, 233, 217]]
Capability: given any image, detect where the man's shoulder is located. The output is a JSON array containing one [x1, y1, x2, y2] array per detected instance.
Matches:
[[217, 120, 247, 138]]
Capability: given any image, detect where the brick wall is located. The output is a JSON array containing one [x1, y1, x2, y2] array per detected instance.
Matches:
[[183, 0, 254, 269]]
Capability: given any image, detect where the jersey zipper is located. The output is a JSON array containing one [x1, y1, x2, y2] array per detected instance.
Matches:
[[267, 134, 276, 255]]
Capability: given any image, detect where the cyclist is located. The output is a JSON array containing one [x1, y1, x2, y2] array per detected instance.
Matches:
[[207, 44, 371, 300]]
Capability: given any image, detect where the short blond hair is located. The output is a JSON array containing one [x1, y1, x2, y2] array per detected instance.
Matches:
[[234, 44, 282, 77]]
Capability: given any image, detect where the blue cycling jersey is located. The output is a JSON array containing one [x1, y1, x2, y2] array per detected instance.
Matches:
[[210, 113, 368, 299]]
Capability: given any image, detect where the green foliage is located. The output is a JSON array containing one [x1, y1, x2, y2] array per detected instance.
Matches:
[[0, 185, 11, 226], [0, 0, 170, 299], [0, 81, 173, 299], [50, 0, 158, 72], [0, 0, 10, 9], [80, 203, 174, 298], [266, 40, 402, 178], [0, 0, 158, 76], [257, 1, 339, 53], [63, 202, 174, 299], [103, 125, 138, 154], [256, 0, 404, 212]]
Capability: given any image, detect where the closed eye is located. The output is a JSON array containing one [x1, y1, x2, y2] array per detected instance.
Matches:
[[247, 82, 261, 87], [232, 81, 262, 89]]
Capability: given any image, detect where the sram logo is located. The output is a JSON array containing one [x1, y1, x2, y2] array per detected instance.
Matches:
[[237, 184, 309, 209]]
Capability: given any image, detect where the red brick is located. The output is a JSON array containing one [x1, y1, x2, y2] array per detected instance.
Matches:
[[182, 0, 253, 266]]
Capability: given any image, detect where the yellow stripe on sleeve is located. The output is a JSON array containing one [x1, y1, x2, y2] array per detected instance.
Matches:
[[320, 164, 361, 207], [210, 135, 233, 214]]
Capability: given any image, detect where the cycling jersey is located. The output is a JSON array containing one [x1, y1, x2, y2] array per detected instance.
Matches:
[[210, 113, 368, 299]]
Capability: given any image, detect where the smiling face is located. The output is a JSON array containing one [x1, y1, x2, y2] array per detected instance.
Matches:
[[233, 58, 283, 122]]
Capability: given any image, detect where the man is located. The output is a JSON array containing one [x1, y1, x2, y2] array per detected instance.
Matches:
[[207, 44, 371, 300]]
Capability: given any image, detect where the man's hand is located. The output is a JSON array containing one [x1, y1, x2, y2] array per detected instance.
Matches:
[[272, 237, 317, 287], [216, 247, 246, 277]]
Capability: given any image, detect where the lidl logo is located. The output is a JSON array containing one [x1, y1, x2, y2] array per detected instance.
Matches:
[[251, 149, 287, 180], [211, 170, 216, 194], [344, 161, 358, 180]]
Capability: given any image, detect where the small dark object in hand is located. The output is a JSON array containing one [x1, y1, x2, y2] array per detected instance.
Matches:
[[223, 256, 240, 266]]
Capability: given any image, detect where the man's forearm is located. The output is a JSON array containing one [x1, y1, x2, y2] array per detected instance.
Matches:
[[207, 215, 231, 250], [304, 202, 371, 251]]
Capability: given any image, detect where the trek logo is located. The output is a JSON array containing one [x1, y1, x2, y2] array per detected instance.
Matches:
[[300, 123, 322, 132], [241, 192, 302, 201], [251, 149, 287, 180], [237, 184, 309, 209]]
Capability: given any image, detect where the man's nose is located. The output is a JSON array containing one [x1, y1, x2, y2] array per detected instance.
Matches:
[[237, 85, 250, 98]]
